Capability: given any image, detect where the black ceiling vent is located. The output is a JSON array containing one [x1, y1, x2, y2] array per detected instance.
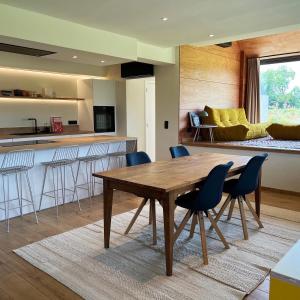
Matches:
[[216, 42, 232, 48], [121, 62, 154, 79], [0, 43, 56, 57]]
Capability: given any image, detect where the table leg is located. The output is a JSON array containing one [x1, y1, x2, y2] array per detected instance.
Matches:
[[255, 170, 262, 218], [162, 192, 175, 276], [103, 179, 113, 248]]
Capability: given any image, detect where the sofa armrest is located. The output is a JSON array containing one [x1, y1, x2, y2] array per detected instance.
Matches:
[[214, 125, 249, 141]]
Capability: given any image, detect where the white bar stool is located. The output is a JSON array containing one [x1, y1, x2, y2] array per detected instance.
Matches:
[[0, 149, 38, 232], [39, 145, 80, 217], [74, 142, 109, 200]]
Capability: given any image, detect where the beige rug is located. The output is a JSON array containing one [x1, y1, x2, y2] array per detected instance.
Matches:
[[14, 203, 300, 300]]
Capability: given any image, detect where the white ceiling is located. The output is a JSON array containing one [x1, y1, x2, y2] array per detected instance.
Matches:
[[1, 0, 300, 47]]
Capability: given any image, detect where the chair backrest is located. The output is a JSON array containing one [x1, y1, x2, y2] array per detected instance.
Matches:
[[87, 142, 109, 157], [52, 145, 79, 162], [169, 145, 190, 158], [195, 161, 234, 211], [189, 112, 201, 127], [233, 153, 268, 196], [126, 151, 151, 166], [1, 149, 34, 169]]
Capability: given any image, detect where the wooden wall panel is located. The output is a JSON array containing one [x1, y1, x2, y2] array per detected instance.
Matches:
[[239, 30, 300, 57], [179, 44, 241, 140]]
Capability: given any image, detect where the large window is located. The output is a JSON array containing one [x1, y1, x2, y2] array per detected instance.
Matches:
[[260, 58, 300, 124]]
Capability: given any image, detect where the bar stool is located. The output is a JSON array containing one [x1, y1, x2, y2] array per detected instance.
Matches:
[[39, 145, 80, 217], [74, 142, 109, 200], [0, 149, 38, 232], [107, 139, 137, 170]]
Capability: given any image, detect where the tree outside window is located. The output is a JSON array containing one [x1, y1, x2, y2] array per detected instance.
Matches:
[[260, 61, 300, 124]]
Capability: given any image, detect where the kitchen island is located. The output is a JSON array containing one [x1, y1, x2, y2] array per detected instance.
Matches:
[[0, 134, 137, 221]]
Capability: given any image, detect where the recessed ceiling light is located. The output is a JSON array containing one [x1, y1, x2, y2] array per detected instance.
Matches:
[[100, 60, 105, 63], [209, 34, 215, 37], [161, 17, 168, 21], [72, 55, 78, 59]]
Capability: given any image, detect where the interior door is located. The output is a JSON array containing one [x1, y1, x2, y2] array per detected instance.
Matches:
[[145, 80, 156, 161]]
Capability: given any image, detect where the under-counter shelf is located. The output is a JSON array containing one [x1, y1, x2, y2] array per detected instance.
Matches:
[[0, 96, 85, 101]]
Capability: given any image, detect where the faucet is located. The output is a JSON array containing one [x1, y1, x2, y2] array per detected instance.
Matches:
[[27, 118, 38, 134]]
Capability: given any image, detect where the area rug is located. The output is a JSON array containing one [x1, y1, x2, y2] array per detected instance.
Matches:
[[221, 136, 300, 150], [14, 203, 300, 300]]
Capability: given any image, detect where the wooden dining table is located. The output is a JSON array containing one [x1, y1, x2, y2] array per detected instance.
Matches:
[[93, 152, 261, 276]]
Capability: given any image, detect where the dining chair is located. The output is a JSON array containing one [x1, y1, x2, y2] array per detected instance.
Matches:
[[213, 153, 268, 240], [174, 161, 233, 265], [124, 151, 159, 245], [169, 145, 190, 158]]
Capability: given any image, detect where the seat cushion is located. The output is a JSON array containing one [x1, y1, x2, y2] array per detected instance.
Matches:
[[175, 190, 199, 210], [203, 106, 268, 141], [223, 179, 239, 195], [267, 123, 300, 140]]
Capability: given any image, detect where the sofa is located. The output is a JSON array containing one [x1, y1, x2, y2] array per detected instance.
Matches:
[[267, 123, 300, 140], [203, 106, 268, 141]]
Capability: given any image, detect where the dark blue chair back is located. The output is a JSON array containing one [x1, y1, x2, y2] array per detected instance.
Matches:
[[195, 161, 234, 211], [233, 153, 268, 196], [169, 145, 190, 158], [126, 151, 151, 166]]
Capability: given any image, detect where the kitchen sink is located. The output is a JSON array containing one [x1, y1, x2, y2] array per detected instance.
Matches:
[[0, 140, 57, 147]]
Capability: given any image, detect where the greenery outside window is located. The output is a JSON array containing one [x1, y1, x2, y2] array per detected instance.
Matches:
[[260, 57, 300, 124]]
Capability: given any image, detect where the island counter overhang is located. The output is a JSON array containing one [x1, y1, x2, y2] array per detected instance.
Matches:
[[0, 134, 137, 221]]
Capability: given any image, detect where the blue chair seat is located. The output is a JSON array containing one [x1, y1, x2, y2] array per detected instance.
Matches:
[[223, 179, 239, 195]]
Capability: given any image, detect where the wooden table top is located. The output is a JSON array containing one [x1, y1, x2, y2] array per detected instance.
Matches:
[[0, 135, 136, 153], [94, 152, 251, 193]]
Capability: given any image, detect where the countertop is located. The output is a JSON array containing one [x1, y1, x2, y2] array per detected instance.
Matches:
[[0, 130, 94, 140], [0, 135, 136, 153]]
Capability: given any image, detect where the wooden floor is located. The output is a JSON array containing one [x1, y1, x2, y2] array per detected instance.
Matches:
[[0, 190, 299, 300]]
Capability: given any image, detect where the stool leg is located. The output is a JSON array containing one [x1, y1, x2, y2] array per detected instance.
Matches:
[[6, 175, 10, 232], [72, 161, 80, 203], [85, 161, 92, 203], [59, 166, 65, 205], [70, 164, 81, 211], [51, 167, 59, 218], [2, 175, 9, 232], [25, 171, 38, 224], [15, 173, 22, 217], [39, 166, 48, 211]]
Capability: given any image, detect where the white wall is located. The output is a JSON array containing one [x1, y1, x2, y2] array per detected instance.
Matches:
[[186, 146, 300, 193], [0, 68, 79, 127], [116, 81, 127, 136], [77, 79, 94, 131], [155, 47, 180, 160], [126, 79, 146, 151]]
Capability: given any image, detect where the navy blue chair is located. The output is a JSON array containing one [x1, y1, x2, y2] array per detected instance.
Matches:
[[214, 153, 268, 240], [174, 161, 233, 265], [169, 145, 190, 158], [124, 151, 158, 244]]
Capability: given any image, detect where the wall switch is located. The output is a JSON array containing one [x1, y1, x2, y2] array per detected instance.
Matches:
[[164, 121, 169, 129]]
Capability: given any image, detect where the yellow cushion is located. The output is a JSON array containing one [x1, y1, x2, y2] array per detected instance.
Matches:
[[267, 124, 300, 140], [203, 106, 268, 141]]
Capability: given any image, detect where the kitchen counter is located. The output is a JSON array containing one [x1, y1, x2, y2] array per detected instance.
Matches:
[[0, 135, 135, 153]]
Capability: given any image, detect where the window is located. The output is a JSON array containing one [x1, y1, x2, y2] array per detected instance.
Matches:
[[260, 58, 300, 124]]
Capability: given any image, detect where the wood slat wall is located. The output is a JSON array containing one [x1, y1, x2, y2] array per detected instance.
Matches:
[[179, 44, 241, 140]]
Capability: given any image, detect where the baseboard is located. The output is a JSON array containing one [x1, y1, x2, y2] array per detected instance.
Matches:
[[262, 186, 300, 197]]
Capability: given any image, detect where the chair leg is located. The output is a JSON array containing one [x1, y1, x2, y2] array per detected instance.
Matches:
[[197, 212, 208, 265], [124, 198, 148, 234], [238, 196, 248, 240], [212, 208, 217, 216], [150, 199, 157, 245], [227, 198, 236, 221], [189, 213, 197, 239], [207, 211, 229, 249], [243, 196, 264, 228], [149, 201, 152, 224], [211, 194, 232, 229], [173, 210, 192, 242]]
